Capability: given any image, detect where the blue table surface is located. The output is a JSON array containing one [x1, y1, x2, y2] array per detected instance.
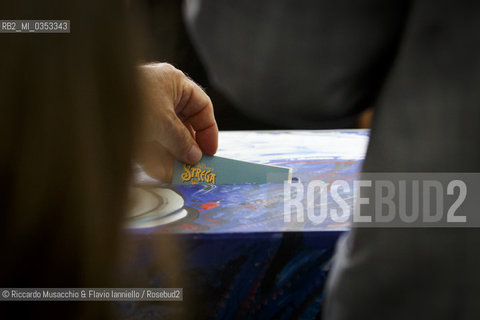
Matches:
[[117, 130, 370, 320], [130, 130, 369, 234]]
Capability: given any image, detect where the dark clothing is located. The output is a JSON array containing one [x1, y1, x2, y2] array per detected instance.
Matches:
[[325, 0, 480, 319], [184, 0, 409, 128], [186, 0, 480, 318]]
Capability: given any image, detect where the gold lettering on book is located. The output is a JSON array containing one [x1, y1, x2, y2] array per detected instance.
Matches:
[[181, 164, 216, 184]]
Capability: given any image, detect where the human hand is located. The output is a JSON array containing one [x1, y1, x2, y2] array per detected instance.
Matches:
[[137, 63, 218, 182]]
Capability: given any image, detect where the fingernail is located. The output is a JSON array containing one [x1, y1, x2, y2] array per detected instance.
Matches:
[[187, 145, 202, 164]]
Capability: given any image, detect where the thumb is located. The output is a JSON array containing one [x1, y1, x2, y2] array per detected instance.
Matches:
[[157, 112, 202, 164]]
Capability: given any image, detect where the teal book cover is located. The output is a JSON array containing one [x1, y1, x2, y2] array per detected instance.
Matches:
[[172, 155, 292, 185]]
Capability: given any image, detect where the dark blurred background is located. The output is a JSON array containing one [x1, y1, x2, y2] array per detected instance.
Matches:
[[139, 0, 374, 130], [140, 0, 280, 130]]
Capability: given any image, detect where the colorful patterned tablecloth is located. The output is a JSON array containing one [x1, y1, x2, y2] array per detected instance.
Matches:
[[117, 130, 369, 320]]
